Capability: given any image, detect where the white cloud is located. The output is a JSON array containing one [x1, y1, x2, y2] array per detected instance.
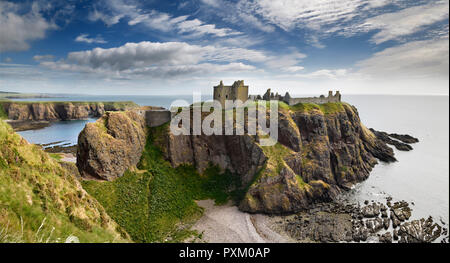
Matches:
[[3, 57, 12, 63], [128, 11, 188, 32], [246, 0, 369, 31], [89, 0, 240, 37], [200, 0, 276, 33], [352, 1, 449, 44], [264, 51, 306, 69], [356, 37, 449, 79], [284, 66, 305, 72], [177, 19, 242, 37], [306, 35, 326, 49], [33, 54, 55, 61], [40, 41, 266, 78], [75, 34, 107, 44], [237, 0, 449, 47], [200, 0, 221, 8], [292, 68, 348, 79], [88, 9, 124, 26], [0, 1, 57, 52]]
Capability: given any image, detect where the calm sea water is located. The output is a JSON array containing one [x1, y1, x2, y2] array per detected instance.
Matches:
[[15, 95, 449, 224], [343, 95, 449, 225], [17, 118, 97, 148]]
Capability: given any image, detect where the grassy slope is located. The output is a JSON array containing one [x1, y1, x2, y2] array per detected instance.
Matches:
[[0, 117, 129, 243], [285, 101, 346, 115], [82, 124, 242, 243]]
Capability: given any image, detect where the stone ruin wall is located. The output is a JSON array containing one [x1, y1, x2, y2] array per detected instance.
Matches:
[[285, 92, 341, 105], [257, 89, 341, 106]]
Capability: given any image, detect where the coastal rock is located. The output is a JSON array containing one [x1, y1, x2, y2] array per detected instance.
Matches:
[[76, 110, 147, 180], [379, 232, 392, 243], [398, 217, 442, 243], [283, 204, 354, 243], [1, 101, 138, 121], [388, 133, 419, 144], [361, 203, 381, 218], [391, 201, 412, 221], [369, 128, 417, 151]]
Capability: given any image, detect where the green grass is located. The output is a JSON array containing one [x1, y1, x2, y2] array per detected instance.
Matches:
[[0, 104, 7, 119], [82, 125, 242, 243], [48, 153, 62, 161], [0, 119, 128, 243], [261, 142, 292, 176], [289, 102, 345, 115]]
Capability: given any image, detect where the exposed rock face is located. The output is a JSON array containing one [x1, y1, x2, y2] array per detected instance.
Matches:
[[156, 133, 267, 186], [76, 110, 147, 180], [155, 103, 399, 214], [75, 102, 414, 214], [239, 104, 398, 213], [1, 101, 138, 121]]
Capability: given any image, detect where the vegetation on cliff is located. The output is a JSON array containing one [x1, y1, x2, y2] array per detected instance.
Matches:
[[82, 123, 242, 242], [0, 119, 129, 242]]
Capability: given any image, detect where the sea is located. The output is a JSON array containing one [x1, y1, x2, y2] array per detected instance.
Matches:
[[14, 94, 449, 225]]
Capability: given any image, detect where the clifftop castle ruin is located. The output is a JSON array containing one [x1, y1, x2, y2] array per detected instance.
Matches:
[[213, 80, 341, 107], [213, 80, 249, 107]]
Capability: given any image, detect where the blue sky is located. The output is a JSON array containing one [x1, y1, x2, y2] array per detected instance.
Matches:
[[0, 0, 448, 95]]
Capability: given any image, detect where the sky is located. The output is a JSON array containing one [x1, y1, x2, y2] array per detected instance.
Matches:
[[0, 0, 448, 96]]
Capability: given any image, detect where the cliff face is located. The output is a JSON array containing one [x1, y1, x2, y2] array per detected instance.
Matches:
[[77, 102, 399, 214], [240, 104, 394, 213], [1, 101, 138, 121]]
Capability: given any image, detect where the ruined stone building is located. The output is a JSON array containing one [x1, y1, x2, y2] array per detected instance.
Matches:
[[212, 80, 341, 107], [213, 80, 249, 107], [261, 89, 341, 105]]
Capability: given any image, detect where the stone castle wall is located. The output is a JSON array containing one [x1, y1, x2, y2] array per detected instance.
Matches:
[[144, 109, 171, 127], [213, 80, 249, 107], [256, 89, 341, 105], [285, 92, 341, 105]]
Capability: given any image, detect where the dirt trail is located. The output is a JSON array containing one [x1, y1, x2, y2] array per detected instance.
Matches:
[[192, 200, 294, 243]]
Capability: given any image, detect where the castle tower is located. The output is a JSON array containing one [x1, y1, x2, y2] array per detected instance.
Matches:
[[213, 80, 249, 107]]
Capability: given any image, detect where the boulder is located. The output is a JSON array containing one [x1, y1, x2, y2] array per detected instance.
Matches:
[[77, 111, 147, 180]]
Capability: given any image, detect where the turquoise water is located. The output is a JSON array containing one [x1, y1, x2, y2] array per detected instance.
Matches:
[[14, 95, 449, 224]]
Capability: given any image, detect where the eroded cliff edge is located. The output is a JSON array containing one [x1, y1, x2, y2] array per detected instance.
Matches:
[[77, 102, 407, 214], [1, 101, 138, 121]]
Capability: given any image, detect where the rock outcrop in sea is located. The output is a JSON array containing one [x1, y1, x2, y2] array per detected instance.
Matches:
[[76, 102, 418, 214]]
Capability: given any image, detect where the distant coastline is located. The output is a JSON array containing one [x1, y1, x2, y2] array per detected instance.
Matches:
[[0, 91, 63, 100]]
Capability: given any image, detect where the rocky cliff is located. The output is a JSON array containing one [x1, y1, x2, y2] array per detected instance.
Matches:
[[76, 110, 147, 180], [77, 102, 415, 214], [0, 101, 138, 121]]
